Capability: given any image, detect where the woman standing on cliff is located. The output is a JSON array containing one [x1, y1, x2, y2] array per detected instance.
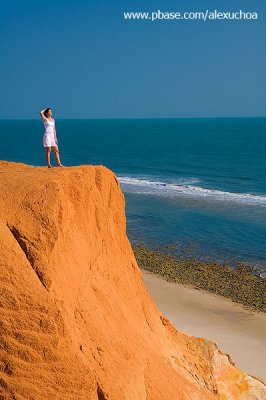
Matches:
[[39, 107, 64, 168]]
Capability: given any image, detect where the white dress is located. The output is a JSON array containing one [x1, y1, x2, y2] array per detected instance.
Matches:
[[43, 118, 57, 147]]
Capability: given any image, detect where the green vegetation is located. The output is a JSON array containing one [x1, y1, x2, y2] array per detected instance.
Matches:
[[132, 244, 266, 313]]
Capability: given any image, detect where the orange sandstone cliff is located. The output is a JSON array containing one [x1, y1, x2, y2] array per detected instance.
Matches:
[[0, 161, 265, 400]]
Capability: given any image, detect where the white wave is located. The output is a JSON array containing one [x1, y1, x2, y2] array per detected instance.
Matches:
[[117, 176, 266, 207]]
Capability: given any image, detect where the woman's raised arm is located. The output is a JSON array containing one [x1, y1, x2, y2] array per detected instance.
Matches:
[[39, 109, 47, 122]]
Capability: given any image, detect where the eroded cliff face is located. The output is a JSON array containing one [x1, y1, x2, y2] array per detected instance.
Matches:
[[0, 161, 265, 400]]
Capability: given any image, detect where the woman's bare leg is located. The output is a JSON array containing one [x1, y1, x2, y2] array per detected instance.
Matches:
[[52, 146, 64, 167], [45, 147, 52, 167]]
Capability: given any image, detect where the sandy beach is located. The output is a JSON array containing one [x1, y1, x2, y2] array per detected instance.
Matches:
[[141, 269, 266, 381]]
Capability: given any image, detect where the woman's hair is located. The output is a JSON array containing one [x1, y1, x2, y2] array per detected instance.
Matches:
[[44, 108, 52, 118]]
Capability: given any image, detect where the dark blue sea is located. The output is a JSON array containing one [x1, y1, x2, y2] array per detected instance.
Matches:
[[1, 118, 266, 274]]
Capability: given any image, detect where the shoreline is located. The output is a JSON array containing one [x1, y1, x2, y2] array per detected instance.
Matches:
[[132, 244, 266, 313], [141, 268, 266, 381]]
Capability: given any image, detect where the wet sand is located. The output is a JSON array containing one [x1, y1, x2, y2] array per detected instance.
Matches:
[[141, 269, 266, 381]]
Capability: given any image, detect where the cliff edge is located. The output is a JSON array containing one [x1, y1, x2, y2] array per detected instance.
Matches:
[[0, 161, 265, 400]]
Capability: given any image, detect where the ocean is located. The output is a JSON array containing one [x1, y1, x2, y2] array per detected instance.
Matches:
[[1, 117, 265, 274]]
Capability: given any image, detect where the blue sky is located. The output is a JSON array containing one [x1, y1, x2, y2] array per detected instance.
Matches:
[[1, 0, 265, 118]]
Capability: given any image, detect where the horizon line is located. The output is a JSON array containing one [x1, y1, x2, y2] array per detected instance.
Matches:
[[0, 115, 266, 121]]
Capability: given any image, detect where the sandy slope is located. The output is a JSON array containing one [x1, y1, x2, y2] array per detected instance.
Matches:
[[0, 161, 265, 399]]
